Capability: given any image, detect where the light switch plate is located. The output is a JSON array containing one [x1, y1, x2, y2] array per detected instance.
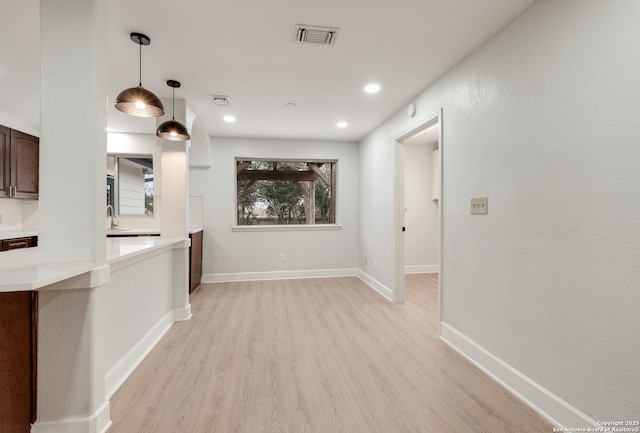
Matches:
[[470, 197, 488, 215]]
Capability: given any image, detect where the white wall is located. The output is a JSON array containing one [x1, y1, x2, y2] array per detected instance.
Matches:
[[404, 138, 439, 273], [359, 0, 639, 425], [358, 126, 397, 288], [98, 250, 175, 397], [0, 118, 39, 138], [189, 137, 359, 280]]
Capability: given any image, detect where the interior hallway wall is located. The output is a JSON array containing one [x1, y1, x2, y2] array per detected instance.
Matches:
[[358, 0, 640, 423]]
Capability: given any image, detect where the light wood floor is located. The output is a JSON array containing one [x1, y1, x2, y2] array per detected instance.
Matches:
[[109, 274, 552, 433]]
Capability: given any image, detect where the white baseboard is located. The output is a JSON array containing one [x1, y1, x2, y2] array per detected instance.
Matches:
[[356, 270, 393, 302], [173, 303, 192, 322], [203, 268, 394, 303], [440, 323, 598, 429], [404, 264, 439, 274], [202, 268, 358, 283], [31, 401, 111, 433], [105, 311, 173, 399]]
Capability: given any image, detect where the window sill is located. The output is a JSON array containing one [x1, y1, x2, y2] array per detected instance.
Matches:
[[232, 224, 342, 232]]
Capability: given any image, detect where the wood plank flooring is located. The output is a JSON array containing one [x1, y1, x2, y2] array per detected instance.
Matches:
[[108, 274, 552, 433]]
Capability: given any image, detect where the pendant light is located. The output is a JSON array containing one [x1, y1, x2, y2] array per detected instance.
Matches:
[[156, 80, 191, 141], [115, 32, 165, 117]]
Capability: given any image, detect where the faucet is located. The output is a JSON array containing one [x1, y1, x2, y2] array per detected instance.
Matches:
[[106, 205, 119, 229]]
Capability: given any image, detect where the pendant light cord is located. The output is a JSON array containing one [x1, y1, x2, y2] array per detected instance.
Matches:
[[138, 39, 142, 86], [172, 87, 176, 120]]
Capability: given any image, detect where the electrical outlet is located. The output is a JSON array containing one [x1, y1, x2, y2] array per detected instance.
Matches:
[[280, 254, 286, 263], [470, 197, 488, 215], [364, 257, 368, 266], [373, 260, 377, 271]]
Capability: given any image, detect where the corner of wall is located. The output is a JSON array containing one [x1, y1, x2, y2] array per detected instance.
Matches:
[[356, 269, 393, 302]]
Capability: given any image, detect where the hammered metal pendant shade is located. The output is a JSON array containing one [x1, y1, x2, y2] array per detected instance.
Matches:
[[156, 79, 190, 141], [115, 86, 165, 117], [114, 32, 165, 118], [156, 119, 191, 141]]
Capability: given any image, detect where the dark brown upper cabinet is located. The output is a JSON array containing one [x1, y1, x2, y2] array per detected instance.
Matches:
[[1, 125, 39, 200], [0, 125, 9, 194]]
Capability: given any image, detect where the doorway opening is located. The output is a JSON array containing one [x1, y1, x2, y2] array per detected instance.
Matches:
[[394, 111, 442, 330]]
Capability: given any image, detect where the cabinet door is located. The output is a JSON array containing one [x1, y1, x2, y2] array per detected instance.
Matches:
[[10, 130, 39, 199], [0, 125, 9, 196], [0, 292, 37, 433], [189, 231, 203, 294]]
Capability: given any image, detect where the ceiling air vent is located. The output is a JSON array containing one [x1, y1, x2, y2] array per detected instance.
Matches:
[[209, 95, 230, 106], [294, 24, 339, 45]]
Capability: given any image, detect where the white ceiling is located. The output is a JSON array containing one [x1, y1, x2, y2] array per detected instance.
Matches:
[[1, 0, 535, 142]]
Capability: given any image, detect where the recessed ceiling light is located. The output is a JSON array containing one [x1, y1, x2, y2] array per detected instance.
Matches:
[[223, 115, 236, 122], [364, 83, 380, 94], [337, 121, 348, 128]]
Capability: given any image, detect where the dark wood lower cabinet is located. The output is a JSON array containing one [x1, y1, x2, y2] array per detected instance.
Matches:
[[1, 237, 36, 251], [189, 231, 203, 294], [0, 291, 37, 433]]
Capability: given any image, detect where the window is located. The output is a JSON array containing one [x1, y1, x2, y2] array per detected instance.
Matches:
[[236, 159, 336, 225]]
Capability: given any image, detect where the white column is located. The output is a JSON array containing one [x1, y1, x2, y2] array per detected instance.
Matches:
[[157, 98, 191, 320], [35, 0, 110, 432], [39, 0, 107, 264], [159, 142, 188, 238], [157, 98, 189, 238]]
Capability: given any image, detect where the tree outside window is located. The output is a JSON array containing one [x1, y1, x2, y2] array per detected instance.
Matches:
[[236, 159, 336, 225]]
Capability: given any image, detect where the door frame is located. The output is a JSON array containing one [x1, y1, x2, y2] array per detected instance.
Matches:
[[393, 109, 443, 329]]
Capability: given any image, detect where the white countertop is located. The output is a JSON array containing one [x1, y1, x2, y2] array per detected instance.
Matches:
[[0, 230, 38, 240], [0, 248, 95, 292], [0, 236, 186, 292], [1, 228, 201, 238], [106, 236, 184, 263], [106, 228, 202, 236], [106, 228, 161, 236]]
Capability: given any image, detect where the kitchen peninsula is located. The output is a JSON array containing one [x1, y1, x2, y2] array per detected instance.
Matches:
[[0, 235, 191, 432], [0, 236, 187, 291]]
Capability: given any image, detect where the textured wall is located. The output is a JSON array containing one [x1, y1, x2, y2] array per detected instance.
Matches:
[[359, 0, 640, 421]]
